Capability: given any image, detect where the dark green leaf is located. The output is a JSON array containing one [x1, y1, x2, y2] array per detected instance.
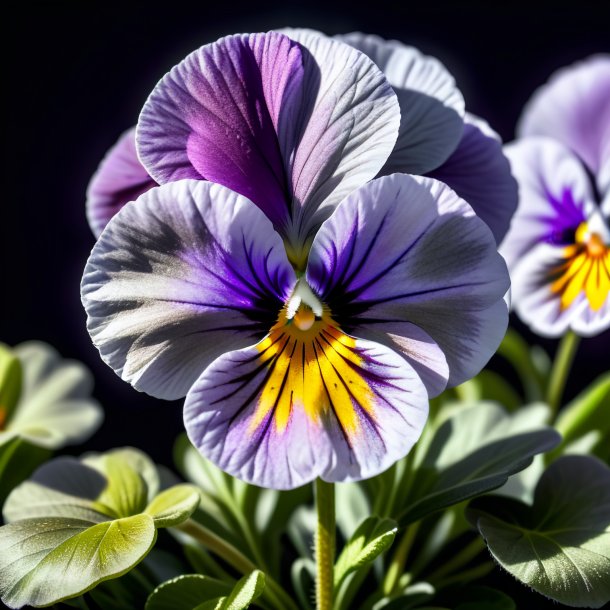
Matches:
[[453, 585, 515, 610], [0, 343, 22, 423], [467, 455, 610, 608], [145, 574, 231, 610], [397, 403, 560, 525]]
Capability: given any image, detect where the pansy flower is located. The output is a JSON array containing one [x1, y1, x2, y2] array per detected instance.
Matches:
[[500, 55, 610, 336], [85, 31, 517, 245], [82, 31, 510, 489]]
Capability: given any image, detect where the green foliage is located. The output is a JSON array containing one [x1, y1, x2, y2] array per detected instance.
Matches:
[[0, 447, 199, 608], [467, 455, 610, 608], [145, 571, 265, 610], [0, 343, 22, 424]]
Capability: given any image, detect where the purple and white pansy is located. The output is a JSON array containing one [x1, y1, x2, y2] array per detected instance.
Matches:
[[501, 55, 610, 337], [82, 30, 511, 489]]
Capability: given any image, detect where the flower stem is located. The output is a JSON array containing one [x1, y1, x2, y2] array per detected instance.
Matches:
[[177, 519, 298, 610], [315, 478, 335, 610], [546, 330, 580, 416]]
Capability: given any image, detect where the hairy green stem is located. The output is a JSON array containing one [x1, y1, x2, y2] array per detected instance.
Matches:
[[547, 331, 580, 415], [177, 519, 298, 610], [315, 478, 335, 610]]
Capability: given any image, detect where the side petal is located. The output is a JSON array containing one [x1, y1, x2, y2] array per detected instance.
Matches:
[[137, 32, 304, 229], [307, 174, 509, 388], [500, 137, 594, 270], [184, 327, 428, 489], [427, 113, 518, 244], [279, 29, 400, 250], [81, 180, 296, 400], [86, 127, 157, 237], [337, 32, 465, 175], [518, 54, 610, 194], [511, 242, 610, 337]]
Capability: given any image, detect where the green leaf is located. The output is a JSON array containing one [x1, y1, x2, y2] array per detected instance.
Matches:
[[372, 582, 435, 610], [467, 455, 610, 608], [145, 484, 200, 528], [396, 402, 560, 526], [552, 373, 610, 458], [0, 343, 22, 424], [145, 574, 231, 610], [334, 517, 397, 587], [473, 370, 522, 411], [291, 558, 314, 610], [336, 482, 370, 540], [453, 586, 515, 610], [0, 514, 156, 608], [221, 570, 265, 610]]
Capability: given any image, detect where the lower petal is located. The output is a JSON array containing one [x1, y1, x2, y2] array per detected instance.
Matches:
[[184, 321, 428, 489]]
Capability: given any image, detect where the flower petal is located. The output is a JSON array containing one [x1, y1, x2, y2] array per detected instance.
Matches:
[[81, 180, 296, 400], [337, 32, 465, 175], [86, 127, 157, 237], [184, 325, 428, 489], [307, 174, 509, 388], [8, 342, 103, 449], [426, 113, 517, 244], [500, 137, 594, 270], [518, 54, 610, 195], [279, 29, 400, 250], [137, 32, 304, 229], [511, 242, 610, 337]]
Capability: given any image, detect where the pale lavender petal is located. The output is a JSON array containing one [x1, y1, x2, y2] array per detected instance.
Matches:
[[307, 174, 509, 388], [336, 32, 465, 175], [184, 331, 428, 489], [81, 180, 296, 400], [511, 242, 610, 337], [86, 127, 157, 237], [427, 113, 518, 244], [137, 32, 304, 229], [499, 137, 594, 270], [518, 54, 610, 195], [277, 29, 401, 254]]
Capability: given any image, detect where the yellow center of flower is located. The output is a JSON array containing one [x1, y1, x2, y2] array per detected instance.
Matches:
[[550, 221, 610, 311], [249, 280, 375, 436]]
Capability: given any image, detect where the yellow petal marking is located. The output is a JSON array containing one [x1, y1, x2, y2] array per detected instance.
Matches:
[[250, 306, 375, 437], [550, 222, 610, 311]]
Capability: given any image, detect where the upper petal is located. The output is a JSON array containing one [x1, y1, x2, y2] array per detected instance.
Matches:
[[518, 54, 610, 195], [500, 137, 594, 270], [137, 32, 303, 230], [307, 174, 510, 388], [184, 322, 428, 489], [427, 113, 518, 244], [279, 29, 400, 253], [337, 32, 465, 175], [81, 180, 296, 400], [86, 127, 157, 237]]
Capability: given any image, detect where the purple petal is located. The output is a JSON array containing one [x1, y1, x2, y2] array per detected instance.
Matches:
[[279, 29, 400, 252], [86, 127, 157, 237], [500, 137, 594, 271], [81, 180, 296, 400], [184, 324, 428, 489], [336, 32, 465, 175], [518, 54, 610, 196], [511, 241, 610, 337], [427, 114, 518, 244], [137, 32, 304, 230], [307, 174, 510, 388]]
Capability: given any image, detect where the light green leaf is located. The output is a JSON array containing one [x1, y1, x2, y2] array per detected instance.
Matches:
[[334, 517, 397, 587], [221, 570, 265, 610], [5, 341, 102, 450], [145, 574, 231, 610], [0, 343, 22, 425], [553, 373, 610, 459], [397, 402, 560, 526], [0, 514, 156, 608], [467, 456, 610, 608], [145, 484, 200, 528], [336, 482, 370, 540]]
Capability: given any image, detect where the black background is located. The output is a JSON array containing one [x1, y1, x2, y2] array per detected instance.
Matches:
[[3, 2, 610, 608]]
